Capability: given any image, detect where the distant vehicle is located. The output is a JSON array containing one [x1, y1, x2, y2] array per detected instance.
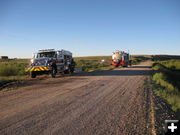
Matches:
[[0, 56, 8, 59], [111, 51, 131, 67], [25, 49, 75, 78]]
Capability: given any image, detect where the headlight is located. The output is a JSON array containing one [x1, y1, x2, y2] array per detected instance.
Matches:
[[45, 63, 50, 66], [30, 59, 34, 63]]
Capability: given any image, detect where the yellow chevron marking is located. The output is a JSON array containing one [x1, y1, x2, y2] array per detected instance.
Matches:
[[31, 67, 34, 71], [40, 67, 44, 71], [35, 68, 40, 71], [44, 67, 48, 70]]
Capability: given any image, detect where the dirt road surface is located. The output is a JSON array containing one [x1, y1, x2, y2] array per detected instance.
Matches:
[[0, 61, 152, 135]]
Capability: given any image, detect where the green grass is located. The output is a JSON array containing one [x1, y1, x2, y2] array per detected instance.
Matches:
[[0, 59, 29, 76], [0, 59, 29, 87], [74, 56, 113, 72], [152, 58, 180, 113], [158, 60, 180, 70]]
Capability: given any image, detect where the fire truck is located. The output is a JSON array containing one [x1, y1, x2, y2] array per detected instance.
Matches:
[[25, 49, 75, 78], [111, 51, 131, 67]]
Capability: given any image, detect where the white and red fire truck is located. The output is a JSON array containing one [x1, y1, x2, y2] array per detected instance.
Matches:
[[111, 51, 131, 67], [25, 49, 75, 78]]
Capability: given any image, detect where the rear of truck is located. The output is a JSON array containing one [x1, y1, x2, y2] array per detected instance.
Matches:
[[111, 51, 131, 67]]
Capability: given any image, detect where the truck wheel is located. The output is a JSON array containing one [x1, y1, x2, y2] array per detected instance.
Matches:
[[64, 69, 70, 74], [30, 71, 36, 78], [70, 67, 74, 73], [51, 68, 56, 78]]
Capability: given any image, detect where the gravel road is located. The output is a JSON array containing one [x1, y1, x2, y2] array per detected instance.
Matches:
[[0, 61, 152, 135]]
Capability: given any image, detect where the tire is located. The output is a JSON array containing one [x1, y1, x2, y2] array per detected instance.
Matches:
[[51, 68, 56, 78], [123, 65, 128, 67], [64, 69, 70, 74], [30, 71, 36, 78], [70, 68, 74, 73], [70, 66, 74, 73], [129, 61, 132, 67]]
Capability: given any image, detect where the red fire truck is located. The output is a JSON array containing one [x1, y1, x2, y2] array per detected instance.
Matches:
[[111, 51, 131, 67]]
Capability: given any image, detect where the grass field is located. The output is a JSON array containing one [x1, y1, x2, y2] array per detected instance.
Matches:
[[0, 59, 29, 87], [152, 56, 180, 115], [74, 56, 112, 72]]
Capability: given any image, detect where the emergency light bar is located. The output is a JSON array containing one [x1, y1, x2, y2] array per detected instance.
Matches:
[[38, 49, 55, 52]]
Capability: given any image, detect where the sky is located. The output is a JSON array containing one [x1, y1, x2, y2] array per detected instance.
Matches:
[[0, 0, 180, 58]]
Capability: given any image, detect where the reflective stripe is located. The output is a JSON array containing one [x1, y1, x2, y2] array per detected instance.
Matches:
[[25, 66, 49, 72], [31, 67, 35, 71], [44, 67, 48, 70], [40, 67, 44, 71], [34, 68, 40, 71]]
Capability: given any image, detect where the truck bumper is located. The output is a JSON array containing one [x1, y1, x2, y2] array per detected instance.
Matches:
[[25, 66, 50, 72]]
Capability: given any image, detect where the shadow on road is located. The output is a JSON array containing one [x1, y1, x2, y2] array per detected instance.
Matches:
[[74, 67, 152, 77], [131, 66, 152, 68]]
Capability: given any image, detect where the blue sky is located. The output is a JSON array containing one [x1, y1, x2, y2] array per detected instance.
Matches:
[[0, 0, 180, 58]]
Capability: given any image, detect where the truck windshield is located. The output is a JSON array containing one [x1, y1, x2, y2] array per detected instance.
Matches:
[[35, 52, 55, 58]]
